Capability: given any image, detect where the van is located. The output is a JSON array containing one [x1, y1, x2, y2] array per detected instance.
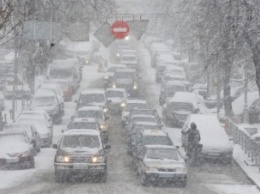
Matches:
[[181, 114, 233, 163]]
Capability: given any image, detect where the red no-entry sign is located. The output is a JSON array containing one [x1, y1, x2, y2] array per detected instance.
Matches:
[[111, 21, 129, 39]]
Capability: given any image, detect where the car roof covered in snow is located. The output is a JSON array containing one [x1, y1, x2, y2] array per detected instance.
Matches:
[[73, 118, 97, 123], [78, 106, 102, 111], [164, 80, 186, 87], [64, 129, 100, 136], [131, 115, 156, 119], [106, 88, 126, 92], [80, 89, 105, 95], [168, 92, 198, 108], [142, 129, 167, 136], [116, 68, 136, 73], [165, 65, 184, 71], [127, 99, 147, 104], [134, 121, 158, 126]]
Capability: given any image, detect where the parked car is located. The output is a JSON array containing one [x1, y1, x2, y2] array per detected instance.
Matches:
[[159, 81, 187, 105], [153, 53, 175, 68], [248, 99, 260, 124], [16, 110, 53, 131], [50, 79, 73, 101], [112, 69, 140, 96], [106, 88, 128, 114], [162, 92, 199, 127], [161, 65, 186, 83], [3, 77, 31, 99], [37, 83, 65, 115], [0, 130, 35, 169], [30, 91, 62, 124], [181, 114, 233, 163], [136, 145, 187, 186], [47, 60, 80, 93], [125, 115, 157, 133], [53, 129, 111, 182], [3, 123, 41, 154], [75, 89, 108, 114], [121, 99, 149, 126]]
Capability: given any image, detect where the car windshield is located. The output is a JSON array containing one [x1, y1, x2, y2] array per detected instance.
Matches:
[[49, 68, 72, 79], [116, 72, 135, 79], [80, 94, 105, 103], [32, 96, 56, 107], [78, 110, 103, 119], [142, 136, 173, 146], [168, 102, 194, 112], [68, 122, 97, 129], [106, 90, 124, 98], [121, 56, 137, 61], [61, 135, 100, 148], [126, 103, 148, 111], [146, 148, 180, 161]]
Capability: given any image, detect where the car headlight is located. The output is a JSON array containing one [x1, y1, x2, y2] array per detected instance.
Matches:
[[104, 76, 109, 79], [56, 155, 70, 163], [92, 156, 105, 163], [103, 108, 108, 113], [86, 60, 89, 64], [116, 53, 120, 57], [100, 123, 108, 131], [120, 102, 126, 107], [112, 83, 116, 88], [133, 83, 138, 90]]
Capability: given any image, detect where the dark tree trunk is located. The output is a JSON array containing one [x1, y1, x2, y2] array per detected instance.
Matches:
[[252, 47, 260, 99], [223, 59, 233, 117]]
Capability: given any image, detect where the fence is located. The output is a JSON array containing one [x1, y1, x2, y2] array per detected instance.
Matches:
[[227, 119, 260, 171]]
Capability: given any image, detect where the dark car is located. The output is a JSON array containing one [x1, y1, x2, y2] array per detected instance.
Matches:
[[103, 64, 127, 88], [248, 99, 260, 124], [53, 129, 110, 182], [0, 130, 35, 169], [162, 92, 199, 127], [106, 88, 129, 114], [159, 81, 187, 105], [111, 69, 140, 96]]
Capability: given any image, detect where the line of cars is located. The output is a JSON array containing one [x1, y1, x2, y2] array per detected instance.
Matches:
[[0, 57, 83, 169], [145, 38, 234, 164]]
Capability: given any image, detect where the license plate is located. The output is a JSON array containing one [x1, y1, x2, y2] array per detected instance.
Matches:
[[6, 158, 19, 163], [73, 163, 88, 169], [159, 174, 174, 178]]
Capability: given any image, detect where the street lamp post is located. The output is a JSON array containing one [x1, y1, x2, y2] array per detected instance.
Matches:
[[243, 63, 249, 123]]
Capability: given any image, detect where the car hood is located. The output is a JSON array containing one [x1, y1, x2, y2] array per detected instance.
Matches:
[[107, 97, 123, 103], [144, 158, 185, 169], [80, 102, 106, 107], [115, 78, 134, 85], [0, 143, 31, 158], [173, 110, 192, 115]]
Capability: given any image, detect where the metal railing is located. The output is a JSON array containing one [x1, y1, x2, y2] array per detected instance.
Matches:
[[227, 119, 260, 171]]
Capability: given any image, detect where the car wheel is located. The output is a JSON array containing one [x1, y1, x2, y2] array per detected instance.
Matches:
[[29, 158, 35, 169], [99, 172, 107, 183], [180, 180, 187, 187], [140, 172, 149, 186], [55, 172, 64, 183]]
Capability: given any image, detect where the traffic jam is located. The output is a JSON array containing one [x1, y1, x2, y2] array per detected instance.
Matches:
[[0, 14, 256, 194]]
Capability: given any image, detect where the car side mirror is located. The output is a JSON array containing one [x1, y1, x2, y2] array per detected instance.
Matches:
[[52, 144, 58, 149], [104, 144, 111, 151]]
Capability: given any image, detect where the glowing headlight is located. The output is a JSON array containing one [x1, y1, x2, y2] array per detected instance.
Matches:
[[103, 108, 108, 113], [86, 60, 89, 64], [104, 76, 109, 79], [120, 102, 126, 107], [56, 156, 70, 163], [125, 36, 130, 41], [100, 123, 108, 130], [133, 84, 138, 90], [92, 156, 105, 163], [112, 84, 116, 88], [116, 53, 120, 57]]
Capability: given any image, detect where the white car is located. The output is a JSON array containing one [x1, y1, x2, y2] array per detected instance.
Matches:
[[181, 114, 233, 163], [122, 99, 149, 126]]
